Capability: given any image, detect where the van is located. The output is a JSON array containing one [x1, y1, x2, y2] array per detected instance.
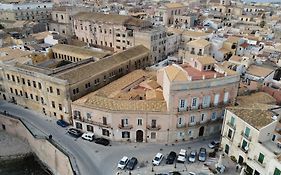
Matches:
[[81, 132, 94, 141]]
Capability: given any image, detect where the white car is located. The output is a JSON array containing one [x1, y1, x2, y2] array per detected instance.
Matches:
[[152, 153, 164, 166], [177, 149, 187, 163], [208, 140, 220, 149], [188, 150, 197, 163], [118, 156, 129, 169], [81, 132, 95, 141]]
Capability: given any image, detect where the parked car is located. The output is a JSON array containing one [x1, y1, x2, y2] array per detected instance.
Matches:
[[152, 153, 164, 166], [169, 172, 181, 175], [126, 157, 138, 170], [166, 151, 177, 164], [67, 128, 83, 137], [94, 138, 110, 146], [117, 156, 129, 169], [56, 119, 69, 127], [188, 150, 197, 163], [188, 172, 196, 175], [208, 140, 220, 149], [198, 148, 207, 162], [81, 132, 94, 141], [177, 149, 187, 163]]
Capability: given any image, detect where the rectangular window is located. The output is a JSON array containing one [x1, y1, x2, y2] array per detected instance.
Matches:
[[38, 82, 41, 89], [224, 92, 229, 103], [7, 74, 10, 80], [178, 117, 182, 125], [27, 80, 31, 86], [103, 117, 107, 125], [49, 86, 53, 93], [214, 94, 220, 106], [151, 119, 156, 128], [258, 153, 264, 164], [202, 96, 211, 108], [22, 78, 25, 84], [36, 95, 39, 101], [122, 131, 130, 138], [244, 127, 250, 138], [33, 81, 36, 88], [25, 92, 28, 98], [57, 88, 60, 95], [190, 116, 195, 123], [230, 116, 235, 126], [59, 104, 62, 111], [76, 122, 82, 129], [86, 112, 91, 120], [151, 132, 156, 139], [201, 113, 205, 121], [211, 112, 217, 120], [51, 101, 55, 108], [87, 125, 93, 132], [121, 118, 128, 127], [191, 97, 198, 108], [102, 129, 109, 136], [10, 88, 13, 93], [227, 129, 233, 139], [30, 94, 33, 99], [137, 119, 142, 126], [179, 99, 186, 109], [12, 75, 15, 82], [73, 110, 81, 117]]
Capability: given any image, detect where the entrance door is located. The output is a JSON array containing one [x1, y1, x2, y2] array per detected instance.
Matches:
[[199, 126, 204, 137], [238, 155, 244, 164], [136, 130, 143, 142]]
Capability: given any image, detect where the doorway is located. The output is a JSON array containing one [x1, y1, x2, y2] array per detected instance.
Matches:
[[199, 126, 204, 137], [136, 130, 143, 142], [238, 155, 244, 164]]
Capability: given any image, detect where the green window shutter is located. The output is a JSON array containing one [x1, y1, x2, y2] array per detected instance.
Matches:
[[245, 127, 250, 137], [258, 153, 264, 164], [274, 168, 281, 175], [230, 116, 235, 126]]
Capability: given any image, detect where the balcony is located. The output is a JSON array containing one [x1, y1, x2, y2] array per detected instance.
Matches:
[[73, 115, 111, 128], [188, 121, 200, 127], [241, 132, 252, 141], [176, 123, 186, 128], [253, 156, 266, 168], [238, 145, 249, 153], [223, 133, 234, 142], [118, 124, 133, 130], [147, 125, 161, 131], [227, 121, 236, 130]]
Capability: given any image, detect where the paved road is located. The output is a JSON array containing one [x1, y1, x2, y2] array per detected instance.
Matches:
[[0, 101, 228, 175]]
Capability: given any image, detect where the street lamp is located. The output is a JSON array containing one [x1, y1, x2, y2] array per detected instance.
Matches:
[[151, 163, 154, 172], [174, 161, 177, 169]]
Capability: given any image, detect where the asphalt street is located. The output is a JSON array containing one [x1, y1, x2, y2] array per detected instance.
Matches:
[[0, 101, 221, 175]]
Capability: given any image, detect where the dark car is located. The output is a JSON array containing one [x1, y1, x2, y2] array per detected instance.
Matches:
[[94, 138, 110, 146], [198, 148, 207, 162], [166, 151, 177, 164], [126, 157, 138, 170], [67, 128, 83, 138], [56, 119, 69, 127]]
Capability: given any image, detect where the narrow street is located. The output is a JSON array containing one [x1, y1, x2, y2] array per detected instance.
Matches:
[[0, 101, 237, 175]]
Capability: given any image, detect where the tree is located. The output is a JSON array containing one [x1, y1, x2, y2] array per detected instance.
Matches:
[[0, 24, 4, 29]]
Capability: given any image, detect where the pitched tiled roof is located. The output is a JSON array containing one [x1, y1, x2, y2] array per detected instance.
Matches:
[[227, 104, 276, 130]]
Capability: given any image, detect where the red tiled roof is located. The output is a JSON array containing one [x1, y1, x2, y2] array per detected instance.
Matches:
[[240, 42, 249, 48]]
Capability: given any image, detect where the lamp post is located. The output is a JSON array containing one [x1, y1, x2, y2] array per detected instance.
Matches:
[[174, 161, 177, 169], [151, 163, 154, 172]]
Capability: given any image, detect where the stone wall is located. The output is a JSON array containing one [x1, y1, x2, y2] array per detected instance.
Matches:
[[0, 114, 75, 175]]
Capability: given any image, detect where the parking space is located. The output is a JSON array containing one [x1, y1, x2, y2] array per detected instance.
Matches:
[[53, 119, 238, 175]]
